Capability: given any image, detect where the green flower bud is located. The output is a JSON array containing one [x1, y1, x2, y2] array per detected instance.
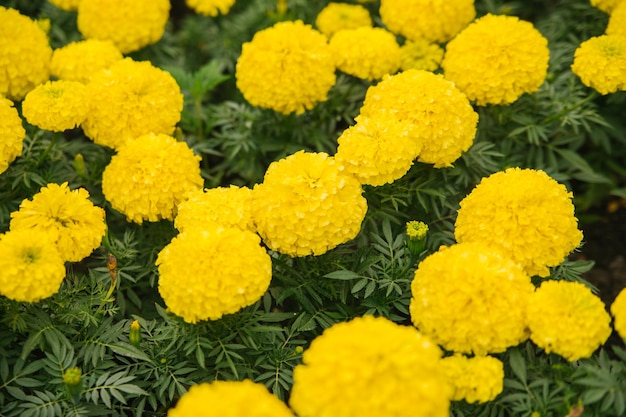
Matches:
[[406, 220, 429, 256], [129, 320, 142, 347], [63, 367, 83, 401]]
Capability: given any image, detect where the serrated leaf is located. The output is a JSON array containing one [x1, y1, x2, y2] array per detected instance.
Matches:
[[109, 342, 151, 362]]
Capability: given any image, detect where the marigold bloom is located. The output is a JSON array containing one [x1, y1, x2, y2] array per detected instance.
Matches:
[[454, 168, 583, 277], [102, 133, 203, 224], [611, 287, 626, 340], [379, 0, 475, 43], [571, 35, 626, 95], [590, 0, 622, 13], [441, 354, 504, 403], [607, 1, 626, 38], [290, 315, 451, 417], [360, 69, 478, 168], [185, 0, 236, 16], [0, 98, 25, 175], [0, 7, 52, 100], [329, 27, 401, 80], [410, 242, 534, 355], [157, 227, 272, 323], [77, 0, 170, 54], [335, 113, 422, 186], [22, 81, 89, 132], [82, 58, 183, 149], [400, 39, 444, 72], [175, 185, 255, 233], [51, 39, 123, 84], [527, 280, 611, 361], [48, 0, 80, 11], [252, 151, 367, 257], [10, 182, 106, 263], [442, 14, 549, 106], [167, 380, 294, 417], [0, 229, 66, 303], [315, 3, 373, 38], [236, 20, 336, 115]]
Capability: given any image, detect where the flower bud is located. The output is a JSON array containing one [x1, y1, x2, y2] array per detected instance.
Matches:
[[129, 320, 142, 347], [405, 220, 428, 256], [63, 367, 83, 400], [73, 153, 86, 178]]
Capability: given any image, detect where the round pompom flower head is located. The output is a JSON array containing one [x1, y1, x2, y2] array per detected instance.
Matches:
[[607, 1, 626, 38], [22, 81, 89, 132], [51, 40, 123, 84], [611, 286, 626, 341], [454, 168, 584, 277], [236, 20, 336, 115], [0, 98, 25, 175], [400, 39, 444, 72], [82, 58, 183, 149], [167, 380, 294, 417], [441, 354, 504, 404], [185, 0, 236, 17], [0, 229, 66, 303], [77, 0, 170, 54], [315, 2, 373, 38], [0, 7, 52, 100], [571, 35, 626, 95], [527, 280, 611, 361], [10, 182, 106, 263], [442, 14, 549, 106], [329, 27, 401, 81], [410, 242, 534, 355], [379, 0, 475, 43], [251, 150, 368, 257], [102, 133, 203, 224], [157, 226, 272, 323], [290, 315, 452, 417], [360, 69, 478, 168]]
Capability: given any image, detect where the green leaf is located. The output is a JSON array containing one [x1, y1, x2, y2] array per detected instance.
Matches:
[[109, 342, 152, 362], [324, 270, 361, 280], [508, 348, 527, 384]]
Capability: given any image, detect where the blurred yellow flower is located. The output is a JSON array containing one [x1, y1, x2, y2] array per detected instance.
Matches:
[[606, 1, 626, 38], [48, 0, 80, 11], [590, 0, 622, 13], [22, 80, 89, 132], [315, 2, 373, 38], [0, 98, 25, 175], [571, 35, 626, 95], [441, 354, 504, 403], [185, 0, 236, 16], [400, 39, 444, 72], [51, 39, 123, 84], [611, 286, 626, 340]]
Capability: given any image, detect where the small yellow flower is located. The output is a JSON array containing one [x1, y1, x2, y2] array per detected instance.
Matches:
[[406, 221, 428, 240], [48, 0, 81, 11], [571, 35, 626, 95], [315, 2, 373, 38], [185, 0, 236, 16], [0, 98, 25, 175], [22, 80, 89, 132], [400, 39, 444, 72]]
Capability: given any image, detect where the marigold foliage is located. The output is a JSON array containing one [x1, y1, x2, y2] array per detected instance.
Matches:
[[185, 0, 236, 17], [51, 39, 123, 84], [606, 1, 626, 38], [0, 98, 25, 175], [315, 2, 373, 38], [379, 0, 475, 43], [48, 0, 80, 11], [400, 39, 444, 72], [157, 227, 272, 323], [611, 287, 626, 341], [360, 69, 478, 168], [410, 242, 534, 356], [102, 134, 203, 224], [527, 280, 612, 361], [22, 80, 89, 132], [454, 168, 584, 277], [590, 0, 622, 13], [77, 0, 170, 54], [334, 112, 422, 186], [329, 27, 401, 81], [235, 20, 336, 115], [10, 182, 106, 263], [0, 6, 52, 101], [167, 380, 294, 417], [82, 58, 183, 149], [251, 151, 367, 257], [571, 35, 626, 95], [441, 354, 504, 404], [0, 229, 66, 303], [290, 315, 451, 417], [442, 14, 549, 106]]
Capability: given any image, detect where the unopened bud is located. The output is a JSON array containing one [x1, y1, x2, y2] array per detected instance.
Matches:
[[63, 367, 83, 400], [73, 153, 86, 178], [406, 221, 429, 256], [129, 320, 142, 347]]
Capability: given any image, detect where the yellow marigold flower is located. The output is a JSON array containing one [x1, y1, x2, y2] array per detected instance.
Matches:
[[236, 20, 336, 115], [527, 280, 611, 361], [10, 182, 106, 263], [251, 151, 367, 257], [0, 229, 66, 303], [22, 80, 89, 132], [442, 14, 549, 106], [454, 168, 584, 277], [51, 39, 123, 84], [77, 0, 170, 54], [334, 112, 422, 186], [48, 0, 80, 11], [175, 185, 255, 233], [185, 0, 236, 17], [315, 2, 373, 38], [379, 0, 475, 43], [571, 35, 626, 95], [290, 315, 451, 417], [102, 133, 203, 224], [0, 7, 52, 101], [611, 286, 626, 340], [590, 0, 622, 13], [400, 39, 444, 72], [0, 98, 25, 175], [82, 58, 183, 149], [360, 69, 478, 168], [406, 220, 428, 240], [441, 354, 504, 403], [607, 1, 626, 38], [157, 227, 272, 323], [167, 380, 294, 417], [410, 242, 534, 355], [329, 27, 401, 81]]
